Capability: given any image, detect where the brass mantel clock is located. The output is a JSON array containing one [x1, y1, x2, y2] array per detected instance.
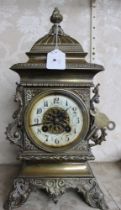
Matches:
[[4, 8, 115, 210]]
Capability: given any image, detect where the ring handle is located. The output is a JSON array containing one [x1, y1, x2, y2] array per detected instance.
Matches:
[[107, 121, 116, 130]]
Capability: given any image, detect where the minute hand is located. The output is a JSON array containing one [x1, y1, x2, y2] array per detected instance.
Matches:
[[30, 122, 50, 127], [56, 122, 71, 132]]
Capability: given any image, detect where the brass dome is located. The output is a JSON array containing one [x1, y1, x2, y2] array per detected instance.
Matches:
[[30, 25, 85, 55], [29, 8, 85, 55], [11, 8, 104, 73], [30, 29, 84, 54]]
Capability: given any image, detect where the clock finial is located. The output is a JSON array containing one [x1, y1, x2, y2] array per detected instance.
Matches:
[[50, 8, 63, 24]]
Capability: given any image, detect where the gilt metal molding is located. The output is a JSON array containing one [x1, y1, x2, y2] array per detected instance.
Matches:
[[18, 154, 94, 161], [21, 81, 93, 88], [11, 62, 103, 70]]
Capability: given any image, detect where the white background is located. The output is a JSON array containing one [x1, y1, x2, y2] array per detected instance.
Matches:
[[0, 0, 121, 163]]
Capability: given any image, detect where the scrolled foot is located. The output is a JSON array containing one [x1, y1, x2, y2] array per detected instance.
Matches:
[[4, 178, 31, 210], [78, 178, 108, 210]]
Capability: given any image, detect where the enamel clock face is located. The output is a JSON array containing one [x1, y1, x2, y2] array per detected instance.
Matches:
[[24, 90, 89, 152]]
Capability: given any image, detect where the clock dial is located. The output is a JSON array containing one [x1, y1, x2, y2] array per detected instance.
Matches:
[[25, 90, 89, 152]]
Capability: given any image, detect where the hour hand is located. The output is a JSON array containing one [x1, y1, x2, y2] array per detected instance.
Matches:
[[29, 123, 43, 127], [57, 122, 71, 132], [30, 122, 50, 127]]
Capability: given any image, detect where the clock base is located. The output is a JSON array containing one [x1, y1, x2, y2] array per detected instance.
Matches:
[[4, 163, 108, 210]]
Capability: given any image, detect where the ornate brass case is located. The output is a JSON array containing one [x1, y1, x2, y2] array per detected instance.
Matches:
[[5, 8, 110, 210]]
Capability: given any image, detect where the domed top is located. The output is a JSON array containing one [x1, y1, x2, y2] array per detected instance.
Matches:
[[29, 8, 86, 55], [11, 8, 104, 73]]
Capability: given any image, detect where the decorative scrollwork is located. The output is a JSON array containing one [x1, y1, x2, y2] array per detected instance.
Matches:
[[73, 88, 90, 108], [44, 179, 66, 203], [87, 84, 103, 146], [4, 177, 108, 210], [90, 127, 107, 146], [29, 177, 108, 208], [6, 84, 23, 147], [88, 84, 115, 147], [77, 179, 108, 210], [4, 178, 31, 210], [90, 83, 100, 113]]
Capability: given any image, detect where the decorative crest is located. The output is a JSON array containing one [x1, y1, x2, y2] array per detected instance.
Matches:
[[50, 8, 63, 24]]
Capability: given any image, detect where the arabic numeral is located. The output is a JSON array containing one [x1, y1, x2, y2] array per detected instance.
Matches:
[[44, 101, 48, 107], [34, 118, 39, 124], [45, 138, 48, 142], [66, 100, 68, 106], [37, 108, 42, 114], [55, 138, 59, 144], [77, 117, 80, 123], [66, 136, 70, 142], [45, 135, 48, 142], [53, 97, 59, 104], [72, 107, 77, 112], [37, 128, 41, 134], [72, 107, 77, 114]]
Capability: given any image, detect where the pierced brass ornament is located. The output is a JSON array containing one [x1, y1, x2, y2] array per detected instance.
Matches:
[[42, 107, 70, 134]]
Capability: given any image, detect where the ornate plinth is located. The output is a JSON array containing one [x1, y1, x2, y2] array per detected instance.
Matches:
[[4, 163, 108, 210]]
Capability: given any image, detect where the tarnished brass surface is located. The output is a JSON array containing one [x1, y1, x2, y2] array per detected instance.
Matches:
[[20, 162, 92, 177], [5, 8, 109, 210]]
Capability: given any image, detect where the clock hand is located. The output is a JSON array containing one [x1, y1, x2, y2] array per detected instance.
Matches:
[[56, 121, 71, 132], [62, 107, 71, 112], [55, 108, 70, 119], [65, 107, 71, 111], [30, 123, 50, 133], [56, 107, 71, 117], [30, 122, 51, 127]]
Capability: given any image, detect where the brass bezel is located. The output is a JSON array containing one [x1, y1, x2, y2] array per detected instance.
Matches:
[[24, 89, 89, 152]]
